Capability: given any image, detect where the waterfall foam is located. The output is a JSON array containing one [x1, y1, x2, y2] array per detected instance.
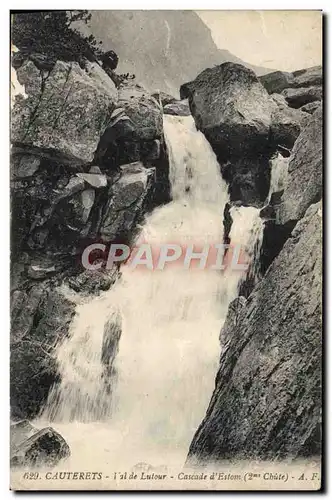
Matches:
[[267, 153, 289, 203], [39, 115, 264, 470]]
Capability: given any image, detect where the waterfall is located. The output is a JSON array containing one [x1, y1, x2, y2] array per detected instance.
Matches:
[[39, 115, 264, 469], [267, 153, 289, 203]]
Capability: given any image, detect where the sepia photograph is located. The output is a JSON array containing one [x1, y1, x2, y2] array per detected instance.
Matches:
[[9, 8, 323, 491]]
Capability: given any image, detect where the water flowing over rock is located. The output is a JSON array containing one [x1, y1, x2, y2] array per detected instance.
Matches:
[[12, 60, 117, 163], [181, 62, 280, 207], [40, 115, 264, 469], [10, 52, 166, 424], [187, 201, 322, 465], [10, 14, 322, 480]]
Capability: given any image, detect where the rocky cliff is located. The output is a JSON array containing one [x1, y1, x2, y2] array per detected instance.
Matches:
[[11, 48, 169, 420], [185, 64, 322, 464]]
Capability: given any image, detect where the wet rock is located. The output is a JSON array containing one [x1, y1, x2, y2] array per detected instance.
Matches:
[[259, 204, 276, 220], [277, 106, 322, 226], [11, 426, 70, 467], [67, 268, 119, 295], [300, 101, 321, 114], [12, 60, 117, 163], [164, 100, 191, 116], [220, 155, 271, 207], [282, 86, 322, 109], [100, 162, 155, 242], [182, 62, 273, 158], [27, 264, 56, 280], [188, 202, 322, 464], [140, 139, 161, 160], [11, 283, 47, 344]]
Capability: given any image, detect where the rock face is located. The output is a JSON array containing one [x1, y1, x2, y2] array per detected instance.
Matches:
[[99, 162, 155, 242], [12, 60, 117, 163], [270, 93, 309, 150], [277, 106, 322, 226], [10, 285, 75, 418], [164, 100, 191, 116], [79, 11, 272, 97], [11, 421, 70, 467], [187, 201, 322, 464], [11, 52, 168, 419]]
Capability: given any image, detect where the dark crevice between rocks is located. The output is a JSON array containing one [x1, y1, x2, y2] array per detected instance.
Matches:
[[260, 219, 296, 275]]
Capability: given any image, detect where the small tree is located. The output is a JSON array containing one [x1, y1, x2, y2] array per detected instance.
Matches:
[[11, 10, 106, 64]]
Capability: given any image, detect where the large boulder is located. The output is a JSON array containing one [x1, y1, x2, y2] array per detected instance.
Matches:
[[277, 106, 322, 226], [11, 60, 117, 163], [94, 83, 163, 169], [187, 201, 322, 464], [181, 62, 274, 159], [99, 162, 155, 241], [282, 86, 322, 109], [11, 423, 70, 467]]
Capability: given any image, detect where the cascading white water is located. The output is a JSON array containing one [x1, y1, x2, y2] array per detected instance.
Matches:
[[267, 153, 289, 204], [38, 115, 264, 470]]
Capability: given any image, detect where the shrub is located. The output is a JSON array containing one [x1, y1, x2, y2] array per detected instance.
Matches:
[[11, 10, 107, 64]]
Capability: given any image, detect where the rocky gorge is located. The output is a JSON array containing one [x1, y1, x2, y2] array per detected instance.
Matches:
[[10, 13, 322, 472]]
